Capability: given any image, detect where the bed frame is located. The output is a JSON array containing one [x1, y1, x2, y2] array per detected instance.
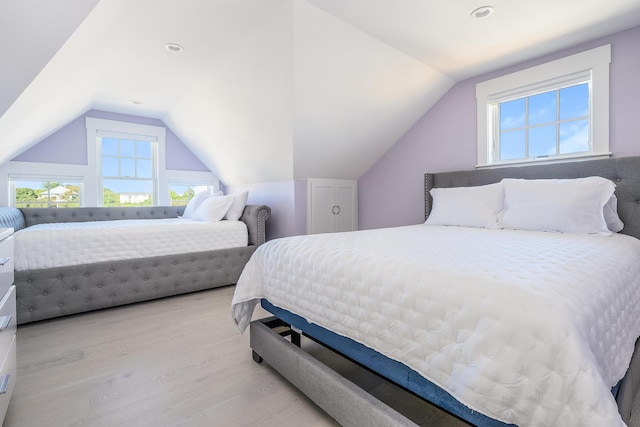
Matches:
[[0, 204, 270, 324], [250, 155, 640, 426]]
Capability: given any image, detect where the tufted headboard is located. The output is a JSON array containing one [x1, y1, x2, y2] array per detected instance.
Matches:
[[425, 156, 640, 241]]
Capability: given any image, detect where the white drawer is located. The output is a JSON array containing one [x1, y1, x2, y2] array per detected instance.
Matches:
[[0, 236, 13, 298], [0, 334, 16, 422], [0, 286, 16, 359]]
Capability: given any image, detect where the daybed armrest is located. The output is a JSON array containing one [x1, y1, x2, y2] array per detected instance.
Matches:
[[0, 207, 26, 232], [241, 205, 271, 247]]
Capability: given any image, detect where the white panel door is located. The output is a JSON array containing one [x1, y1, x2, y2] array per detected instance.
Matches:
[[307, 179, 357, 234], [333, 183, 357, 232], [309, 181, 335, 234]]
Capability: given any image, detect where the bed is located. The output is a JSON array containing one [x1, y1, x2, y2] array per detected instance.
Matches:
[[0, 203, 270, 324], [232, 155, 640, 427]]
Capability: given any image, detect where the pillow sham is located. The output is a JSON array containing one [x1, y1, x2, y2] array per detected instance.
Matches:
[[181, 190, 210, 219], [192, 194, 234, 222], [425, 182, 503, 228], [604, 195, 624, 232], [224, 191, 249, 221], [499, 176, 616, 234]]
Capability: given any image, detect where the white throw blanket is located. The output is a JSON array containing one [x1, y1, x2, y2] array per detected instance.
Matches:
[[14, 218, 248, 270], [232, 225, 640, 427]]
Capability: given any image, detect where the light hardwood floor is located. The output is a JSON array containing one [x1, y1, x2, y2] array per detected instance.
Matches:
[[4, 286, 640, 427]]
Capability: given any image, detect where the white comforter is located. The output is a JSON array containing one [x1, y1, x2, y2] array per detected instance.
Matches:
[[232, 225, 640, 427], [14, 218, 248, 271]]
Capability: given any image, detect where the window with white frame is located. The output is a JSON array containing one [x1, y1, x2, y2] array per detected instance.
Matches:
[[10, 175, 83, 208], [99, 134, 157, 206], [476, 44, 611, 167], [169, 182, 215, 206], [87, 118, 165, 207]]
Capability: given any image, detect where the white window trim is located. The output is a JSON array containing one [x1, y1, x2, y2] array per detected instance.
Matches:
[[476, 44, 611, 168], [8, 173, 84, 208], [87, 117, 166, 206]]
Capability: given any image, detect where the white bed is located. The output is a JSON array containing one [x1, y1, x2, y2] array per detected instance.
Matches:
[[232, 156, 640, 427], [13, 218, 248, 271], [233, 224, 640, 426]]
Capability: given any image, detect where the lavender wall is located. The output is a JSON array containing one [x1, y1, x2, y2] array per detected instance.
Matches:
[[226, 180, 299, 241], [358, 25, 640, 230], [13, 109, 210, 172]]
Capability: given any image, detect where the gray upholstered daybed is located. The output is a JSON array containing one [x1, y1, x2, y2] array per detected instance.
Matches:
[[0, 204, 270, 324]]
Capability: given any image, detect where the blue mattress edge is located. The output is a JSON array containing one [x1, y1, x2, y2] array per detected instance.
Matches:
[[260, 299, 515, 427]]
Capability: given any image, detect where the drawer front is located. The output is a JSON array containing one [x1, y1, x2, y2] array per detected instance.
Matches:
[[0, 236, 13, 298], [0, 334, 16, 423], [0, 286, 16, 357]]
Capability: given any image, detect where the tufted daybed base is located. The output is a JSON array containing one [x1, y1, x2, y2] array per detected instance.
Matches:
[[0, 204, 270, 324]]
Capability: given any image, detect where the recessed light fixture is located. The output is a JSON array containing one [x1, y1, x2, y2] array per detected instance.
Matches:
[[165, 43, 184, 53], [470, 6, 494, 19]]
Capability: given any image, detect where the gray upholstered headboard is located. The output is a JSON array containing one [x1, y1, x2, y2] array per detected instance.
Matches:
[[425, 156, 640, 240]]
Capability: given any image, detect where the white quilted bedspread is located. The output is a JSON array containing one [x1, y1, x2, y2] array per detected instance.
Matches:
[[14, 218, 248, 271], [232, 225, 640, 427]]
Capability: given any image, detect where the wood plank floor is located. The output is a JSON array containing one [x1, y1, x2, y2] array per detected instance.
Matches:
[[4, 286, 640, 427]]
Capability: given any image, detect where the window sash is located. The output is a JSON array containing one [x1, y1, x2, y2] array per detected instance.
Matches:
[[476, 44, 610, 168], [493, 82, 591, 163]]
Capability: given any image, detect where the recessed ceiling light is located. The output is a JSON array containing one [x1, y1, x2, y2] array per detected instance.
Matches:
[[470, 6, 494, 19], [165, 43, 184, 53]]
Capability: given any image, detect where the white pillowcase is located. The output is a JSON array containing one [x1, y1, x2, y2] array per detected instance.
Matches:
[[224, 191, 249, 221], [192, 194, 234, 222], [181, 191, 210, 219], [604, 195, 624, 232], [425, 183, 504, 228], [499, 177, 616, 234]]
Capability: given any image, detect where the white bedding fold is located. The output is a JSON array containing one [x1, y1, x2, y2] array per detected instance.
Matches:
[[232, 225, 640, 427], [14, 218, 248, 271]]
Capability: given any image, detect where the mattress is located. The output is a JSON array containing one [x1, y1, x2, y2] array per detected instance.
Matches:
[[14, 218, 248, 271], [232, 224, 640, 427]]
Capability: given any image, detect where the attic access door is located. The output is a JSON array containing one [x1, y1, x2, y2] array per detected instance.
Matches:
[[307, 178, 358, 234]]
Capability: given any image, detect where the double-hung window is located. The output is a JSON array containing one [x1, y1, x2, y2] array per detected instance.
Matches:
[[476, 45, 611, 167], [87, 118, 165, 207], [99, 134, 156, 206]]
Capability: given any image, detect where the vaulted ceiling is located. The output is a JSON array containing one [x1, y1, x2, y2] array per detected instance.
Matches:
[[1, 0, 639, 185]]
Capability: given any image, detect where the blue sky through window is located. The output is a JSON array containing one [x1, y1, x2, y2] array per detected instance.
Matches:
[[499, 82, 589, 161]]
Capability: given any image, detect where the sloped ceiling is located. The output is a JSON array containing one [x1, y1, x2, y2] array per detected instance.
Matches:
[[1, 0, 639, 186]]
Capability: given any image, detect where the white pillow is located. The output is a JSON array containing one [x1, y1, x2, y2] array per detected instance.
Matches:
[[499, 177, 616, 234], [192, 194, 234, 222], [604, 195, 624, 232], [181, 191, 210, 219], [224, 191, 249, 221], [425, 182, 504, 228]]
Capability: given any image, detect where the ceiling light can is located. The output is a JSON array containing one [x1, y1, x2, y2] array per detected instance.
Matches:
[[165, 43, 184, 53], [470, 6, 494, 19]]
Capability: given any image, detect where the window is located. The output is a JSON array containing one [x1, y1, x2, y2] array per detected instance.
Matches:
[[476, 45, 610, 167], [169, 183, 214, 206], [100, 136, 156, 206], [10, 176, 82, 208], [87, 118, 166, 207]]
